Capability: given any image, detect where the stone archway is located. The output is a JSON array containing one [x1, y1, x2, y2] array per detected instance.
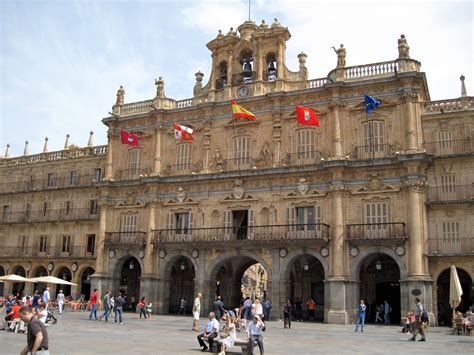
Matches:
[[168, 257, 195, 314], [79, 267, 95, 301], [31, 265, 48, 295], [436, 267, 472, 326], [11, 265, 26, 295], [54, 266, 72, 298], [118, 256, 142, 310]]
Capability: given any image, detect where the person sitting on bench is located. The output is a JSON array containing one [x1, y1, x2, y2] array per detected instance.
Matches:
[[197, 312, 219, 352]]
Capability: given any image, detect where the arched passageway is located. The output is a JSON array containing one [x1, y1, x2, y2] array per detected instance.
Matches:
[[55, 267, 72, 298], [11, 265, 26, 296], [80, 267, 95, 301], [31, 266, 48, 295], [169, 257, 195, 314], [436, 267, 472, 326], [119, 257, 141, 310]]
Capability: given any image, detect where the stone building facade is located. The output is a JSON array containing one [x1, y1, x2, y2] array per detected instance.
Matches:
[[1, 20, 473, 324]]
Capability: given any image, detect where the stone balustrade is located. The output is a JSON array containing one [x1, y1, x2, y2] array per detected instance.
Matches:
[[343, 60, 399, 79], [176, 98, 193, 108], [120, 99, 155, 115], [422, 97, 473, 114], [307, 77, 329, 88]]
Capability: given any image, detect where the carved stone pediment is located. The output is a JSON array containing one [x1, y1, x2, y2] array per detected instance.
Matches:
[[353, 173, 397, 193]]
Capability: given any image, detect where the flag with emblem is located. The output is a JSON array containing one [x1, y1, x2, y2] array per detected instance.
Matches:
[[230, 100, 256, 120], [173, 123, 193, 141], [364, 94, 381, 114], [296, 105, 319, 126], [120, 129, 139, 146]]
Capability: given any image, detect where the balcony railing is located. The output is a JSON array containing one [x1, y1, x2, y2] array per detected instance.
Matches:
[[0, 209, 99, 224], [427, 237, 474, 256], [346, 222, 406, 244], [423, 138, 473, 156], [163, 163, 201, 176], [223, 157, 256, 171], [427, 185, 474, 203], [281, 151, 324, 166], [0, 174, 102, 194], [349, 144, 393, 160], [152, 223, 330, 245], [105, 232, 147, 247], [422, 97, 474, 114], [0, 246, 96, 259], [115, 167, 152, 180]]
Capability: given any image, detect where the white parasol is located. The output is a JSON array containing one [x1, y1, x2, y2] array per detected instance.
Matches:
[[29, 275, 77, 286], [0, 274, 34, 282]]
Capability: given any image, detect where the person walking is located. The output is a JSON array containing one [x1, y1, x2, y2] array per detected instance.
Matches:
[[56, 290, 65, 315], [255, 298, 264, 323], [146, 299, 153, 320], [307, 298, 316, 321], [99, 290, 111, 322], [383, 300, 391, 325], [89, 288, 98, 320], [262, 296, 272, 321], [243, 297, 253, 320], [192, 292, 202, 332], [179, 298, 187, 315], [19, 306, 49, 355], [375, 304, 383, 323], [42, 287, 50, 310], [197, 312, 219, 352], [410, 298, 426, 342], [355, 299, 367, 332], [115, 293, 125, 324], [138, 297, 146, 319], [283, 299, 292, 329], [247, 315, 265, 355]]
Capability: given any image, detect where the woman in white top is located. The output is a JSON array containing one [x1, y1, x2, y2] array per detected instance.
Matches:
[[255, 299, 264, 321], [218, 316, 237, 355]]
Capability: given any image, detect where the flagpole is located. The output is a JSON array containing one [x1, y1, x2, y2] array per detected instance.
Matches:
[[232, 113, 241, 172]]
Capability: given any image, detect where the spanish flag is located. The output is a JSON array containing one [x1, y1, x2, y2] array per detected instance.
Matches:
[[230, 100, 256, 120]]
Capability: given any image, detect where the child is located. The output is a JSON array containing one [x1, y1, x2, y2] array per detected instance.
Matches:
[[402, 311, 415, 333], [146, 299, 153, 320]]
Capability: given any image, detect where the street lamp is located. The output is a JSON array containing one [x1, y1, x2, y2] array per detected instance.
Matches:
[[129, 261, 134, 270], [376, 260, 382, 271], [180, 261, 186, 271]]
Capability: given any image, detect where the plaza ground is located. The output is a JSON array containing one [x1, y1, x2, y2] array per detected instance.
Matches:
[[0, 312, 472, 354]]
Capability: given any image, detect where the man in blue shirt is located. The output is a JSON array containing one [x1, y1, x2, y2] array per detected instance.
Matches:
[[355, 299, 366, 332], [247, 314, 265, 355], [197, 312, 219, 352]]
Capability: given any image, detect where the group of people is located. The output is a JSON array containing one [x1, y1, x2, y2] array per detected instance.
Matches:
[[281, 297, 317, 328]]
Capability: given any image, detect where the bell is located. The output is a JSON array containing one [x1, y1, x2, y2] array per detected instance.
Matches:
[[243, 60, 252, 77], [269, 61, 276, 71]]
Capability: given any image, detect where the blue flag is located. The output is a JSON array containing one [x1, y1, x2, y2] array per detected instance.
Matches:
[[365, 94, 381, 114]]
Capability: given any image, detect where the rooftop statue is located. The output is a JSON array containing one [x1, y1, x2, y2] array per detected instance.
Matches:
[[116, 85, 125, 105], [398, 34, 410, 59], [332, 44, 346, 68], [155, 77, 165, 98]]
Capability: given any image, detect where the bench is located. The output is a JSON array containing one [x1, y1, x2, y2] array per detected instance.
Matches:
[[203, 337, 261, 355]]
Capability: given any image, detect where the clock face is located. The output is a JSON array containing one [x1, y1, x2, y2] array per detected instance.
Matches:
[[237, 86, 250, 98]]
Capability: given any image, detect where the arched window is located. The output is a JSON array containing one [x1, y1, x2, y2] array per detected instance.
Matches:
[[233, 136, 251, 168], [176, 143, 192, 171], [362, 121, 385, 157], [216, 61, 228, 90], [266, 53, 277, 81], [240, 49, 254, 83]]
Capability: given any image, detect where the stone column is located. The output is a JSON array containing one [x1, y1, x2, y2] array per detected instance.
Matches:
[[152, 127, 162, 176], [91, 203, 110, 296], [404, 93, 422, 154], [202, 124, 211, 173], [104, 130, 114, 180], [330, 104, 344, 160], [272, 109, 282, 167], [144, 201, 157, 275], [277, 39, 284, 78], [407, 182, 425, 276]]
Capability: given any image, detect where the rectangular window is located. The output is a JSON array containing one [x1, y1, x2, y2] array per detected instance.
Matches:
[[296, 206, 322, 231], [68, 171, 78, 186], [127, 149, 141, 173], [65, 201, 71, 215], [442, 222, 460, 240], [39, 236, 48, 253], [441, 221, 460, 254], [175, 212, 190, 235], [436, 131, 453, 155], [233, 136, 250, 166], [90, 200, 99, 215], [19, 235, 27, 252], [232, 210, 249, 240], [176, 144, 192, 171], [86, 234, 96, 255], [120, 214, 138, 235], [62, 235, 71, 253], [25, 203, 31, 218], [93, 168, 102, 182], [2, 205, 9, 223], [47, 173, 55, 187], [363, 121, 385, 155], [297, 129, 316, 160], [364, 202, 389, 238], [42, 202, 50, 217]]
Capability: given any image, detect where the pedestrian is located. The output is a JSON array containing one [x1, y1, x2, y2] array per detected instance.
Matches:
[[56, 290, 65, 315], [217, 316, 237, 355], [108, 295, 115, 319], [307, 298, 315, 321], [243, 297, 253, 320], [375, 304, 383, 323], [19, 306, 49, 355], [295, 298, 303, 321], [192, 292, 202, 332], [130, 295, 136, 312], [213, 296, 226, 320], [138, 297, 146, 319], [115, 293, 125, 324], [247, 314, 265, 355], [146, 299, 153, 320], [355, 299, 366, 332], [89, 288, 98, 320], [32, 291, 40, 310], [255, 298, 264, 323], [383, 300, 391, 325], [197, 312, 219, 352], [283, 299, 292, 329], [179, 298, 187, 315], [262, 296, 271, 321], [410, 298, 426, 341], [99, 290, 111, 321], [42, 287, 50, 310]]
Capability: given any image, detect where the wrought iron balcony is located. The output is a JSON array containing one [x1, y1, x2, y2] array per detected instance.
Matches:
[[281, 151, 324, 167], [105, 232, 147, 248], [0, 174, 102, 194], [346, 222, 406, 244], [0, 246, 96, 259], [115, 167, 152, 181], [423, 138, 473, 156], [427, 237, 474, 256], [0, 209, 99, 224], [162, 162, 202, 176], [152, 223, 330, 246], [348, 144, 394, 160], [427, 185, 474, 203]]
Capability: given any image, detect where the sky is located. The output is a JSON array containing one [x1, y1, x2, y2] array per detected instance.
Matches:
[[1, 0, 472, 157]]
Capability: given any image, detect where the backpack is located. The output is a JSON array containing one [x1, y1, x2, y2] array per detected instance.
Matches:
[[421, 310, 428, 322]]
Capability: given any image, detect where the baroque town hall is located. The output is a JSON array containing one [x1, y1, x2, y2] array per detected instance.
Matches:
[[1, 19, 472, 324]]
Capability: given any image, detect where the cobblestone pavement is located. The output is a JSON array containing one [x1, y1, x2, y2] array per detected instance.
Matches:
[[1, 312, 472, 354]]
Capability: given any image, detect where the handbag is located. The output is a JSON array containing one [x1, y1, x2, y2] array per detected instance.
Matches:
[[219, 331, 229, 338]]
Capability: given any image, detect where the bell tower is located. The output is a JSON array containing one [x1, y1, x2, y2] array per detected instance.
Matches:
[[193, 19, 308, 103]]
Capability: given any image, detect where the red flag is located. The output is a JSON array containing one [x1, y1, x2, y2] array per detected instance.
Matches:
[[230, 100, 256, 120], [120, 130, 139, 146], [296, 105, 319, 126], [173, 123, 193, 141]]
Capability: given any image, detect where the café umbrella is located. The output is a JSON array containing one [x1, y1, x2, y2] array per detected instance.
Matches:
[[29, 275, 77, 286], [449, 265, 463, 330], [0, 274, 34, 282]]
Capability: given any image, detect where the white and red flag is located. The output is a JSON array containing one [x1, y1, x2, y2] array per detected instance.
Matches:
[[120, 129, 139, 146], [173, 123, 193, 141]]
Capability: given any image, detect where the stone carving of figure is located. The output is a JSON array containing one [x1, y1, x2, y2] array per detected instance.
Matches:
[[116, 85, 125, 105], [272, 18, 281, 27], [226, 27, 236, 36], [155, 77, 165, 98], [256, 140, 273, 167], [259, 20, 269, 28], [332, 44, 346, 67], [398, 34, 410, 59], [210, 149, 224, 171], [217, 29, 224, 38]]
